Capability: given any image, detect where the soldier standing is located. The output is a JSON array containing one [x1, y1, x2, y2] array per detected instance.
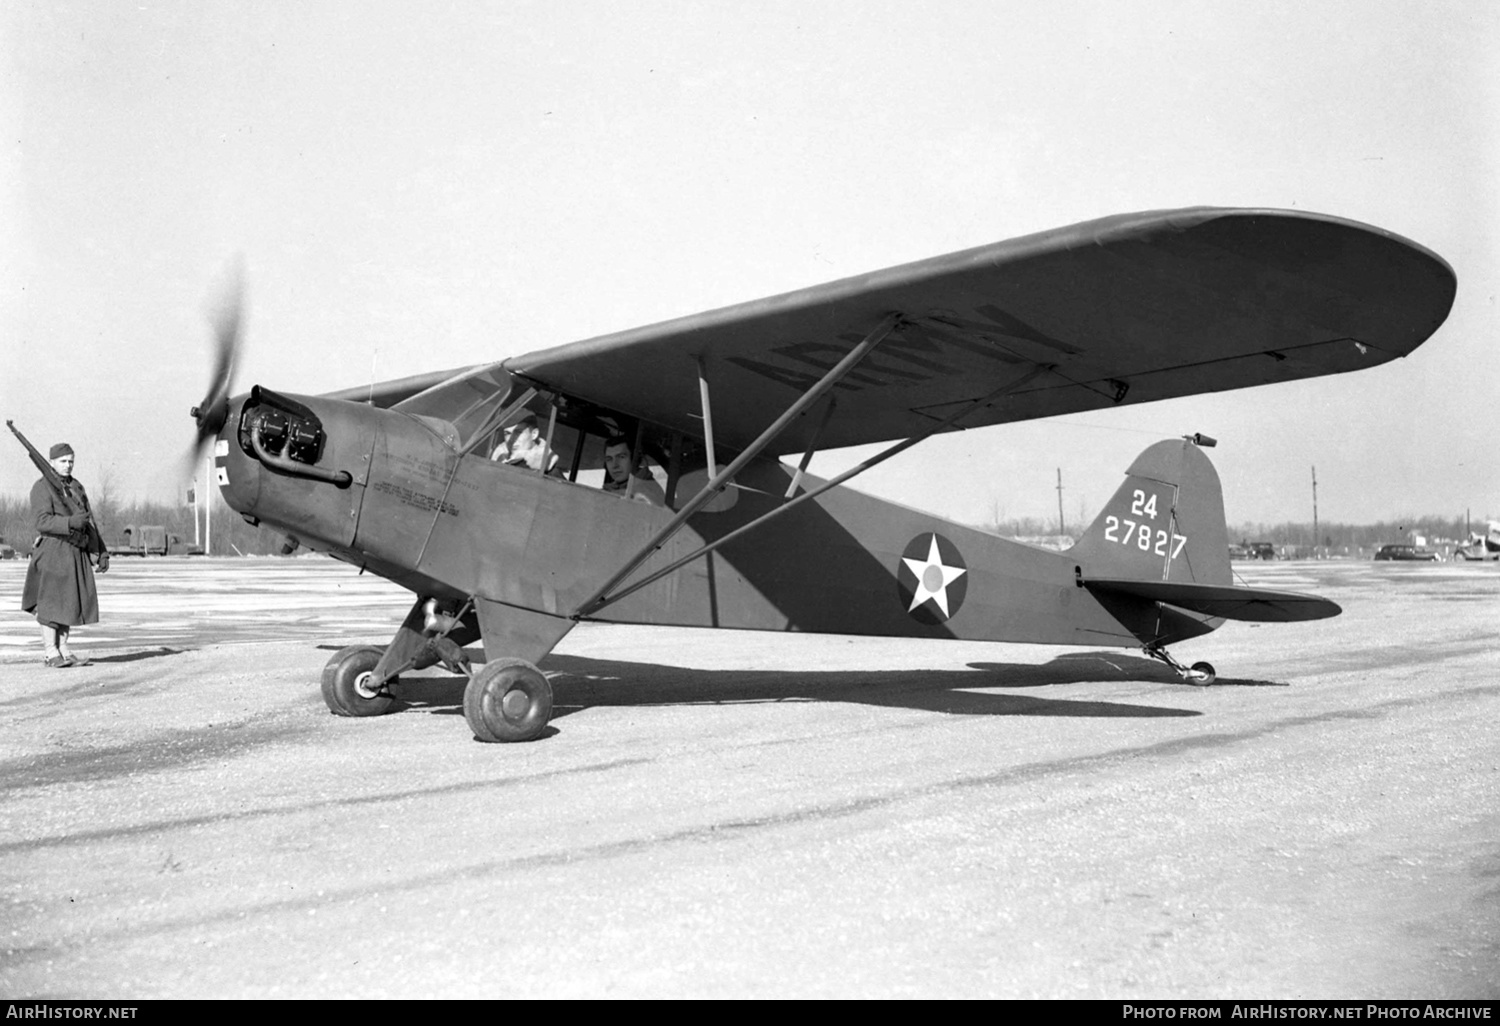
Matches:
[[21, 442, 108, 667]]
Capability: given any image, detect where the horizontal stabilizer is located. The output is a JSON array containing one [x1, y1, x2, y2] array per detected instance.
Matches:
[[1084, 578, 1341, 623]]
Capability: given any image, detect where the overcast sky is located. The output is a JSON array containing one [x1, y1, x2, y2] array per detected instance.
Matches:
[[3, 0, 1496, 530]]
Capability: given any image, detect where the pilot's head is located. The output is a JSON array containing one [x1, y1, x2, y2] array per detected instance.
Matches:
[[603, 435, 634, 485], [507, 414, 540, 448]]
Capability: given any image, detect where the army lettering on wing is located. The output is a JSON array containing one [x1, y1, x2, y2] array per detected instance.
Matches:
[[724, 310, 1079, 394]]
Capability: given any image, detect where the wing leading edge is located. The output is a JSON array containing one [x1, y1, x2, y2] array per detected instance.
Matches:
[[503, 207, 1455, 454]]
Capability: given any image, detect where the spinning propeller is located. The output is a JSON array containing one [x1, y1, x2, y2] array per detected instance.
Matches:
[[188, 261, 245, 462]]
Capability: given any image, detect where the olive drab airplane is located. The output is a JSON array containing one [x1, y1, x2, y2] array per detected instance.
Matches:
[[189, 207, 1455, 742]]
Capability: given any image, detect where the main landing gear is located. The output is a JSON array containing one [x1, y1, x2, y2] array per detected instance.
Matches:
[[320, 644, 554, 742], [322, 645, 398, 716], [463, 658, 553, 743], [1143, 643, 1216, 686]]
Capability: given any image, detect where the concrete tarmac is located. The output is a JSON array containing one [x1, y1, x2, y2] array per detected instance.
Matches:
[[0, 557, 1496, 998]]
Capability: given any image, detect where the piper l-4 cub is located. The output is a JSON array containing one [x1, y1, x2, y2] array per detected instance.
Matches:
[[190, 207, 1455, 742]]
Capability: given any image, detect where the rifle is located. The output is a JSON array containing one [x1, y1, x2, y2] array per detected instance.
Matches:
[[6, 420, 109, 568]]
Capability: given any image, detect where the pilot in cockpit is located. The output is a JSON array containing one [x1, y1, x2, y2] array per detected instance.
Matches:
[[492, 414, 556, 474], [602, 435, 666, 506]]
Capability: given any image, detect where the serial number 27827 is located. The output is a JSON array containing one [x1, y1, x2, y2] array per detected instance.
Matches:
[[1103, 490, 1186, 557]]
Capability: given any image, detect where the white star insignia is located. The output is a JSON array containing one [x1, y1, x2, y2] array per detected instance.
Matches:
[[902, 535, 967, 618]]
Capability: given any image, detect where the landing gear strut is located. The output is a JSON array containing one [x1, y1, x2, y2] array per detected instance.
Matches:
[[322, 645, 398, 716], [319, 596, 559, 741], [1144, 643, 1216, 686], [320, 596, 478, 718]]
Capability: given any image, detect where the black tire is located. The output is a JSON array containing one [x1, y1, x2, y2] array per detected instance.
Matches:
[[321, 645, 397, 717], [463, 658, 553, 742], [1188, 661, 1216, 687]]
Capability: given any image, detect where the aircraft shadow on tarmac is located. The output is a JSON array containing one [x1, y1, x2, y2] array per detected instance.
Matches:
[[386, 650, 1292, 723], [89, 647, 187, 664], [967, 652, 1288, 690]]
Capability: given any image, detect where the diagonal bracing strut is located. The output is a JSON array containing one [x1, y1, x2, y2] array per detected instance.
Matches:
[[572, 311, 906, 619], [579, 362, 1057, 618]]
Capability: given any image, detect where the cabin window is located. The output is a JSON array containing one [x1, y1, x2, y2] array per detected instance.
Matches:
[[508, 397, 715, 508], [471, 389, 730, 511]]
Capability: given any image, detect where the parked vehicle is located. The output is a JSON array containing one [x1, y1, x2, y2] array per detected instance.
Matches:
[[1230, 541, 1274, 559], [1374, 544, 1440, 562], [111, 525, 183, 556]]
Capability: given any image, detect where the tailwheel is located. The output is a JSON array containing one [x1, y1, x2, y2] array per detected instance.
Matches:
[[1143, 644, 1217, 687], [463, 657, 553, 742], [322, 645, 398, 717]]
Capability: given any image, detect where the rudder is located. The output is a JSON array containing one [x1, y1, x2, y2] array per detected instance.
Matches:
[[1070, 438, 1230, 587]]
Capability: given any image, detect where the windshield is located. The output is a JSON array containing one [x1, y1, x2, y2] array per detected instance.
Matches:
[[392, 363, 525, 451]]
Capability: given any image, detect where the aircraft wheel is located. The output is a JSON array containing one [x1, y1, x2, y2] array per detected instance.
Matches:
[[1187, 661, 1216, 687], [464, 658, 553, 742], [322, 645, 397, 717]]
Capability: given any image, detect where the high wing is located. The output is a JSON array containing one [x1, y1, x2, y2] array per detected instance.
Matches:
[[499, 207, 1454, 455]]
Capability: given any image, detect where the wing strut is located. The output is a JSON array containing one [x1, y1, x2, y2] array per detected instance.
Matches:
[[572, 311, 905, 620], [697, 355, 719, 477], [785, 395, 836, 500], [578, 362, 1056, 618]]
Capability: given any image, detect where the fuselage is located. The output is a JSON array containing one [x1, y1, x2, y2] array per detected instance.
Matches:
[[215, 387, 1213, 656]]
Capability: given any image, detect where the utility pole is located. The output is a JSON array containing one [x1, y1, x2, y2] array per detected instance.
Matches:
[[1311, 466, 1319, 559], [1056, 468, 1065, 537], [205, 454, 213, 557]]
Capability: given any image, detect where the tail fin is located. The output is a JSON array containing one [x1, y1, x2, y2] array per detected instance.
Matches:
[[1071, 439, 1339, 641], [1070, 438, 1230, 587]]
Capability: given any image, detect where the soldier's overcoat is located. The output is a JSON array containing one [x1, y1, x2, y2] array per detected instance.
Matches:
[[21, 476, 103, 626]]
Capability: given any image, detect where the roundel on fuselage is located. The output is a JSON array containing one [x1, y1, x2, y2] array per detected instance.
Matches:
[[896, 532, 968, 624]]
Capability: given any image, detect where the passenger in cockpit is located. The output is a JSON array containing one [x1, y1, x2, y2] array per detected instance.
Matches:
[[602, 435, 665, 506]]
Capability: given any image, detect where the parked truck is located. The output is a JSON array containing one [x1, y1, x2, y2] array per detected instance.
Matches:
[[111, 524, 184, 556]]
